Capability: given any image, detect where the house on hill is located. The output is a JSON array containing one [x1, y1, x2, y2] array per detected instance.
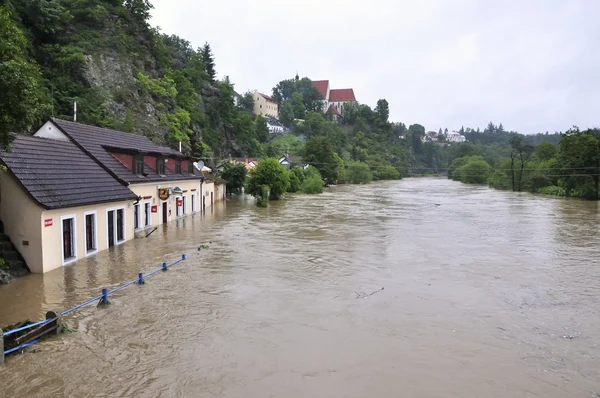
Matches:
[[253, 91, 279, 119], [0, 118, 225, 274], [311, 80, 357, 117]]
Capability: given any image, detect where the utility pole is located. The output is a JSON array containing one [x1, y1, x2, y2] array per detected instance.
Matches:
[[73, 101, 77, 122]]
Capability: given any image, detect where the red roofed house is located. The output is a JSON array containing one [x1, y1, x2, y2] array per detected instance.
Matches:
[[253, 91, 279, 119], [311, 80, 357, 118]]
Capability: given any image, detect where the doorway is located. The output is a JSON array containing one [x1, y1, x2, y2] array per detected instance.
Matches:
[[162, 202, 168, 223], [108, 211, 115, 247]]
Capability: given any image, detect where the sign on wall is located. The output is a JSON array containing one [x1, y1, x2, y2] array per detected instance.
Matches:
[[158, 188, 170, 201], [176, 199, 182, 207], [151, 205, 158, 213], [44, 219, 53, 227]]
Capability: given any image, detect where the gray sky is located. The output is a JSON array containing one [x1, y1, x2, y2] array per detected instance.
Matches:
[[150, 0, 599, 134]]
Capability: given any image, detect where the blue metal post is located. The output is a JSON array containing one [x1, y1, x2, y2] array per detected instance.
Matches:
[[98, 288, 110, 306], [182, 254, 186, 260], [162, 262, 168, 271], [197, 247, 201, 251], [1, 331, 4, 365], [138, 273, 144, 284]]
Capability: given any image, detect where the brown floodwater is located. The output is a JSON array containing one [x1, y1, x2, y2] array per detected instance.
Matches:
[[1, 178, 599, 397]]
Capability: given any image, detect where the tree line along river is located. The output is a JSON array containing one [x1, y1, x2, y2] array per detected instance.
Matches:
[[0, 178, 599, 397]]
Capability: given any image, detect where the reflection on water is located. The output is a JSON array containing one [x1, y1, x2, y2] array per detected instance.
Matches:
[[1, 178, 599, 397]]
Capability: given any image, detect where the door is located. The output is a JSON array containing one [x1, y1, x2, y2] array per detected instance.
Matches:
[[62, 218, 74, 260], [211, 192, 213, 206], [162, 202, 168, 223], [108, 211, 115, 247]]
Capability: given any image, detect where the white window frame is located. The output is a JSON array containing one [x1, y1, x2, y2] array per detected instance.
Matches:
[[60, 214, 77, 266], [182, 195, 187, 215], [133, 203, 141, 231], [106, 206, 127, 247], [84, 210, 98, 256], [191, 193, 196, 213], [143, 201, 152, 227]]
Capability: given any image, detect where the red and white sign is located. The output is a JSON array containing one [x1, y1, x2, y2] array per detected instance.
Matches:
[[176, 199, 183, 207], [44, 219, 53, 227], [151, 205, 158, 213]]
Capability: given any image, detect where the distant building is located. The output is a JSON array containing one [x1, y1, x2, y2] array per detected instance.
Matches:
[[446, 131, 466, 143], [253, 91, 278, 119], [311, 80, 357, 116], [267, 118, 285, 134]]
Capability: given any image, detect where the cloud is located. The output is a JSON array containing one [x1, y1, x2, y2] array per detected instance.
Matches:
[[150, 0, 599, 133]]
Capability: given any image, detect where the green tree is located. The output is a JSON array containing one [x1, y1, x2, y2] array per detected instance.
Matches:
[[375, 99, 389, 123], [201, 42, 216, 80], [456, 159, 491, 184], [301, 173, 324, 194], [221, 161, 247, 194], [0, 6, 45, 148], [347, 161, 373, 184], [558, 128, 600, 199], [536, 141, 558, 161], [287, 169, 301, 192], [509, 134, 535, 191], [246, 158, 290, 201], [303, 136, 342, 185]]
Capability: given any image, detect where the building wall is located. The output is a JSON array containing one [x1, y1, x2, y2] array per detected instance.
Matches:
[[0, 172, 44, 273], [128, 179, 203, 226], [215, 183, 226, 202], [40, 201, 134, 273], [253, 92, 279, 119], [201, 181, 215, 211]]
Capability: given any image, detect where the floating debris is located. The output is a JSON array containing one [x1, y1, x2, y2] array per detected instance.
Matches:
[[355, 287, 384, 299]]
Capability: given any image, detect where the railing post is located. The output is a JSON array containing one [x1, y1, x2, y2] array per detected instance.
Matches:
[[1, 331, 4, 365], [162, 262, 167, 271], [197, 247, 201, 251], [98, 288, 110, 307], [182, 254, 186, 260], [46, 310, 62, 336], [138, 272, 144, 285]]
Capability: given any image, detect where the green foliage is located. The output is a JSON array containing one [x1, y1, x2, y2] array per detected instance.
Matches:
[[557, 128, 600, 200], [137, 72, 177, 101], [287, 169, 301, 193], [200, 42, 216, 80], [272, 77, 323, 125], [221, 161, 247, 194], [537, 186, 566, 197], [456, 159, 491, 184], [375, 165, 401, 180], [160, 107, 192, 145], [246, 158, 290, 201], [0, 6, 46, 148], [301, 174, 324, 194], [536, 141, 558, 161], [347, 161, 373, 184], [303, 136, 343, 185]]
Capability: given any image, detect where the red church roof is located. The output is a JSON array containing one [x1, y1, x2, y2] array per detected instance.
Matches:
[[326, 104, 341, 116], [311, 80, 329, 99], [329, 88, 356, 102]]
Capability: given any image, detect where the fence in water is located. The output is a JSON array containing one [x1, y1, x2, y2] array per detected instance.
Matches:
[[1, 250, 200, 364]]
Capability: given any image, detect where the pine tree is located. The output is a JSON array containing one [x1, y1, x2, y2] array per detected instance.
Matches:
[[201, 42, 216, 81]]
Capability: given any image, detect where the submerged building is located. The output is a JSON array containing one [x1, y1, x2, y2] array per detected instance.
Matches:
[[0, 119, 225, 274]]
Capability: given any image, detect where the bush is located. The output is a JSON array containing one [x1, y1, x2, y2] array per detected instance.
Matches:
[[301, 174, 324, 194], [347, 161, 373, 184], [288, 169, 301, 192], [375, 165, 401, 180], [246, 158, 290, 201], [538, 186, 566, 196], [456, 159, 491, 184]]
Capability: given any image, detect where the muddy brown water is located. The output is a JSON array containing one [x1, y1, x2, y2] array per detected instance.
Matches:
[[1, 178, 599, 397]]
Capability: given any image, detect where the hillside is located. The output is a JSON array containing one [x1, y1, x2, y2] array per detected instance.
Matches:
[[1, 0, 267, 159]]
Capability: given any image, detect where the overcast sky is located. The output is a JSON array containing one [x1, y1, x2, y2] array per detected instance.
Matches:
[[150, 0, 599, 134]]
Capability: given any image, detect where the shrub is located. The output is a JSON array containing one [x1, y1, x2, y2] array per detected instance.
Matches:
[[301, 174, 324, 194]]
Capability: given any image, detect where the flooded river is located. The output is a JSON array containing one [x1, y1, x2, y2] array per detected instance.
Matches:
[[1, 178, 599, 397]]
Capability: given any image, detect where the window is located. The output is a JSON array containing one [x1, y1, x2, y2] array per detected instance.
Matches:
[[144, 202, 151, 226], [116, 209, 125, 242], [175, 161, 181, 174], [156, 158, 165, 175], [192, 194, 196, 212], [188, 162, 194, 174], [134, 203, 140, 230], [61, 215, 76, 265], [134, 155, 144, 175], [182, 196, 186, 215], [85, 212, 97, 254]]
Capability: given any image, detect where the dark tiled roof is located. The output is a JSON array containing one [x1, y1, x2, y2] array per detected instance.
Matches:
[[0, 136, 137, 209], [326, 104, 341, 116], [51, 119, 203, 184], [311, 80, 329, 99], [329, 88, 356, 102]]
